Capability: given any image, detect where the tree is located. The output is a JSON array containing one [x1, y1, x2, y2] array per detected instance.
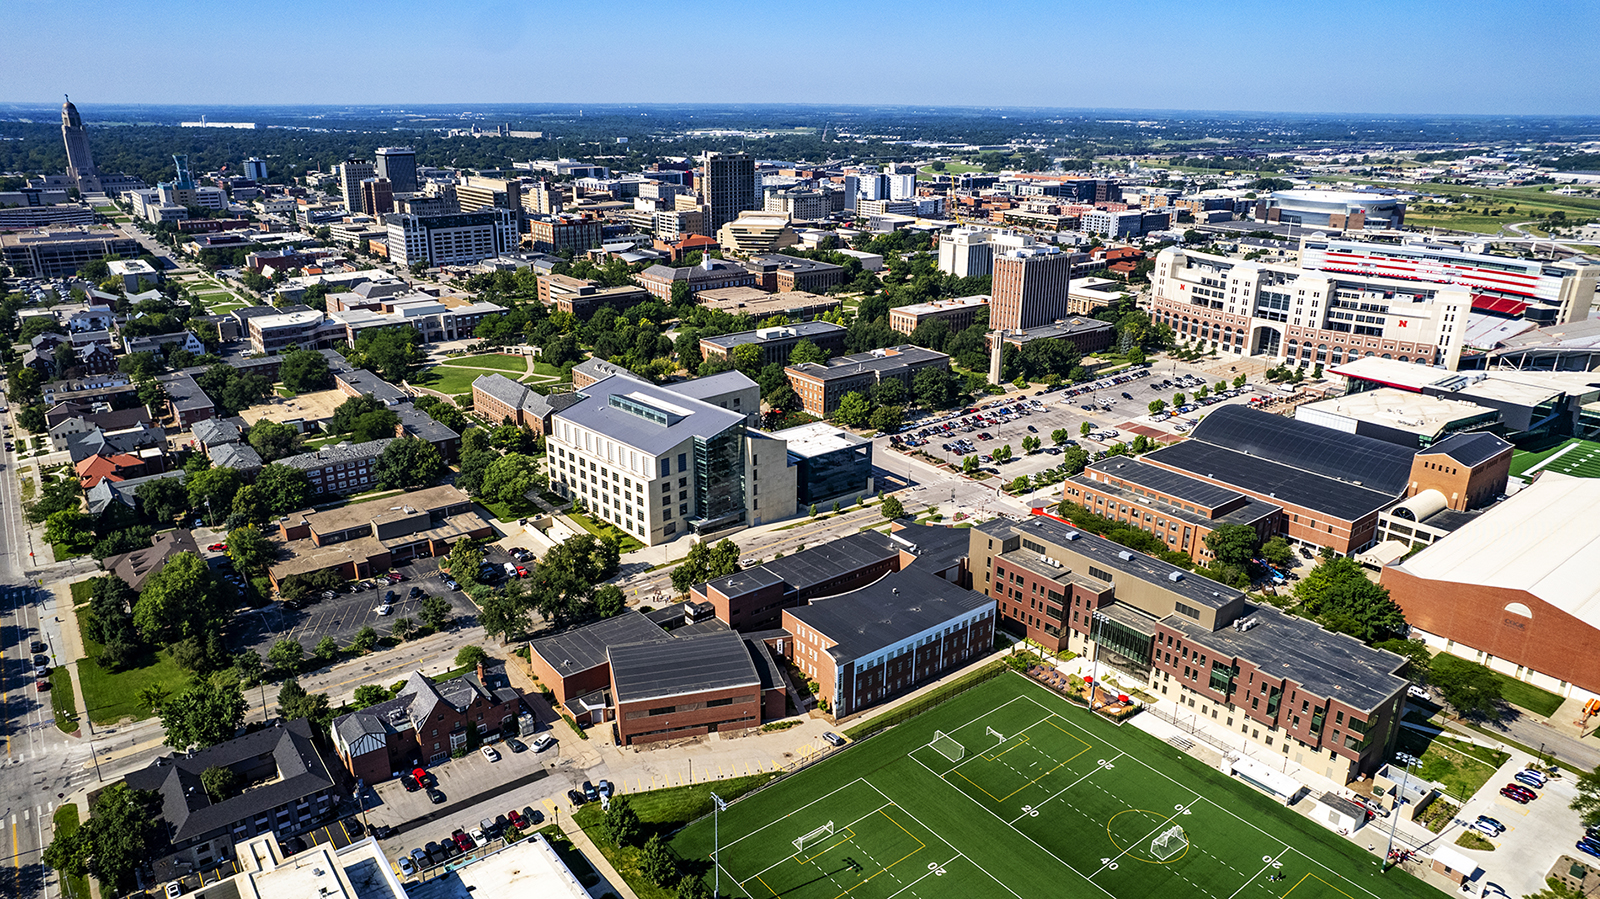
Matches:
[[247, 420, 304, 462], [1203, 524, 1260, 568], [134, 552, 229, 648], [480, 452, 540, 505], [669, 280, 693, 308], [449, 539, 484, 585], [1051, 428, 1070, 446], [603, 795, 644, 847], [1292, 556, 1408, 643], [230, 483, 266, 525], [393, 616, 416, 641], [881, 495, 905, 519], [353, 326, 426, 383], [872, 378, 907, 407], [788, 339, 826, 366], [479, 592, 532, 644], [45, 510, 94, 555], [374, 437, 446, 490], [993, 444, 1013, 463], [1375, 639, 1433, 683], [594, 584, 625, 618], [413, 395, 469, 433], [1080, 421, 1092, 437], [330, 393, 385, 434], [43, 782, 163, 896], [1009, 476, 1031, 493], [84, 576, 144, 671], [1173, 392, 1186, 407], [913, 367, 955, 409], [201, 765, 242, 802], [870, 405, 904, 434], [1148, 399, 1166, 415], [157, 682, 246, 750], [641, 833, 679, 886], [351, 408, 401, 443], [1233, 374, 1247, 389], [136, 477, 189, 524], [268, 637, 304, 675], [1573, 771, 1600, 828], [227, 525, 275, 576], [419, 595, 453, 631], [455, 644, 490, 670], [314, 635, 341, 663], [255, 463, 312, 515], [962, 454, 980, 475], [353, 684, 390, 709], [1428, 655, 1503, 720], [833, 391, 872, 428], [232, 650, 265, 688], [277, 677, 333, 725], [187, 466, 243, 524], [1021, 435, 1041, 454], [670, 539, 743, 594], [1259, 537, 1295, 569], [279, 347, 334, 393]]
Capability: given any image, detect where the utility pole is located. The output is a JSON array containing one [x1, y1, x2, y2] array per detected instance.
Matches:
[[1382, 762, 1412, 871], [712, 792, 727, 897]]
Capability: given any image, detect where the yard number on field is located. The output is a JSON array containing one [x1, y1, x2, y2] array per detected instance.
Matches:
[[1021, 805, 1040, 817], [1097, 759, 1116, 769], [928, 863, 946, 876], [1100, 858, 1119, 870], [1175, 803, 1193, 814], [1262, 856, 1282, 868]]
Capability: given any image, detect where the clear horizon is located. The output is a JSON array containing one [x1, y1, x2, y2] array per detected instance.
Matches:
[[4, 0, 1596, 116]]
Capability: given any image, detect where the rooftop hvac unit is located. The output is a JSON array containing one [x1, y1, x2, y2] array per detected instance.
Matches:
[[1118, 550, 1134, 561], [1064, 530, 1081, 541], [1167, 571, 1184, 582]]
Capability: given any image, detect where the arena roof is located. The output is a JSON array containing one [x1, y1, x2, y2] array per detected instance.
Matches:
[[1188, 405, 1416, 495], [1393, 472, 1600, 628]]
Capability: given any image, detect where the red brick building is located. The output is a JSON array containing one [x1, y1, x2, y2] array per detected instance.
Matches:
[[330, 663, 525, 781]]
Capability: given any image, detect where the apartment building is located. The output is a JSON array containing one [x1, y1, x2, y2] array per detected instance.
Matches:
[[276, 439, 393, 498], [524, 214, 603, 255], [972, 515, 1407, 783], [701, 152, 758, 233], [456, 174, 522, 213], [332, 663, 522, 779], [338, 159, 375, 214], [764, 187, 829, 221], [992, 245, 1078, 331], [786, 345, 950, 418], [889, 294, 989, 334], [1149, 247, 1471, 370]]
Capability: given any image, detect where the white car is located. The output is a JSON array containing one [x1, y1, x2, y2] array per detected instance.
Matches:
[[532, 734, 556, 752], [480, 745, 500, 762], [397, 856, 416, 877], [374, 603, 392, 616], [165, 884, 183, 899], [1469, 819, 1501, 837]]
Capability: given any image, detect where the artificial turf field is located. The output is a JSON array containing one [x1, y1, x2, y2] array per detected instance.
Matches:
[[1510, 436, 1600, 480], [675, 674, 1436, 899]]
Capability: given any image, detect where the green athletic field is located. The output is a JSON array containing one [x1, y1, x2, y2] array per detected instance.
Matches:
[[1509, 437, 1600, 480], [674, 674, 1436, 899]]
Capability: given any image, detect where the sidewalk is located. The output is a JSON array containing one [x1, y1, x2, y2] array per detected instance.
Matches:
[[561, 817, 636, 899]]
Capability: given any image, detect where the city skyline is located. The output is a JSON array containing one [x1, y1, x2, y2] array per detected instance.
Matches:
[[1, 0, 1596, 115]]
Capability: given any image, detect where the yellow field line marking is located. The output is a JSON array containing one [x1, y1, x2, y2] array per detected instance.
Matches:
[[954, 722, 1093, 802], [1280, 872, 1358, 899]]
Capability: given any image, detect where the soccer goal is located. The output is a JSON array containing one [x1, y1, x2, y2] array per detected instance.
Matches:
[[986, 726, 1006, 741], [930, 730, 965, 762], [794, 821, 835, 853], [1150, 825, 1188, 861]]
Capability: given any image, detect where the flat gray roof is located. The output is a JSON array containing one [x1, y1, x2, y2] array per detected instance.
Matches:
[[556, 375, 747, 457], [529, 610, 667, 676], [701, 321, 845, 350], [609, 630, 760, 703], [786, 567, 994, 662], [788, 345, 948, 382]]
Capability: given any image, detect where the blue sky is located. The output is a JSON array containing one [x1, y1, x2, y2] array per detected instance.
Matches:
[[5, 0, 1596, 114]]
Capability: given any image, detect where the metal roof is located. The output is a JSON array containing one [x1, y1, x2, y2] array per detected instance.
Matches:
[[1189, 405, 1415, 495], [700, 321, 845, 350], [1085, 455, 1244, 510], [785, 567, 994, 662], [1419, 431, 1511, 467], [529, 610, 667, 676], [1143, 440, 1399, 522], [608, 630, 759, 703], [665, 370, 759, 402]]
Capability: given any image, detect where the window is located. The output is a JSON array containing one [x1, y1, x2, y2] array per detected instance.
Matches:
[[1174, 602, 1201, 620]]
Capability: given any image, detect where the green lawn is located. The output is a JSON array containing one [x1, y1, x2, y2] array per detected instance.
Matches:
[[575, 775, 778, 899], [1395, 729, 1509, 803], [74, 604, 192, 725], [918, 162, 985, 180], [49, 666, 78, 732], [1485, 667, 1565, 717], [675, 674, 1439, 899], [414, 365, 486, 396], [566, 510, 645, 553], [438, 353, 531, 374], [1509, 436, 1600, 480], [52, 805, 92, 899], [478, 496, 541, 522]]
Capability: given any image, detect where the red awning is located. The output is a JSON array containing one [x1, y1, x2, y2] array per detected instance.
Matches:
[[1471, 294, 1530, 316]]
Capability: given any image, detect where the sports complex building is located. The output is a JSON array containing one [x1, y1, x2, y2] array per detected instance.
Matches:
[[1060, 405, 1512, 556], [972, 515, 1408, 783], [1330, 356, 1600, 441], [1382, 471, 1600, 703]]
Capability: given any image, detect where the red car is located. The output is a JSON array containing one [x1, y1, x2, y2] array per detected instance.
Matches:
[[453, 829, 474, 851], [507, 809, 526, 829], [516, 565, 528, 578], [208, 543, 227, 552], [1500, 785, 1533, 803]]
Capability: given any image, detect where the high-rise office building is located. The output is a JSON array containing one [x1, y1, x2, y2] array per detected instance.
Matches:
[[700, 152, 757, 234], [338, 159, 375, 214], [360, 178, 394, 216], [456, 175, 521, 214], [886, 169, 916, 201], [991, 246, 1075, 331], [243, 157, 268, 182], [60, 96, 101, 193], [858, 172, 890, 202], [375, 147, 418, 195]]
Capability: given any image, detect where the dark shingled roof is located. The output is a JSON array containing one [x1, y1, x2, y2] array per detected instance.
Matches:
[[528, 610, 667, 676], [124, 719, 338, 843]]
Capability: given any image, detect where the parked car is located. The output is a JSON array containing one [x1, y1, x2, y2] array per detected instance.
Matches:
[[410, 848, 429, 868], [397, 855, 416, 876], [1518, 768, 1549, 787], [29, 641, 46, 654], [427, 787, 446, 804], [506, 737, 527, 753], [469, 827, 487, 846], [532, 734, 556, 752], [1577, 840, 1600, 860], [597, 780, 613, 800], [1470, 819, 1501, 837], [374, 603, 392, 616], [1514, 770, 1546, 790], [401, 773, 420, 792], [1475, 815, 1505, 834], [453, 829, 474, 851], [507, 809, 527, 829], [567, 788, 587, 806], [164, 883, 182, 899], [523, 805, 543, 826], [823, 732, 846, 747], [480, 745, 500, 762], [582, 780, 599, 803], [207, 543, 226, 552], [1500, 785, 1532, 803]]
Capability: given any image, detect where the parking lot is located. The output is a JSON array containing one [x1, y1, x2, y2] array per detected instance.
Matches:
[[1442, 756, 1588, 897], [891, 362, 1265, 502], [228, 553, 500, 657]]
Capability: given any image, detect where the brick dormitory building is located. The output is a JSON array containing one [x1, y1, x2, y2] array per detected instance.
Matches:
[[330, 662, 525, 781], [527, 523, 988, 743], [972, 515, 1409, 783]]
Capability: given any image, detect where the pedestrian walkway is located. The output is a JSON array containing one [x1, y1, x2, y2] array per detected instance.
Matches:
[[560, 818, 636, 899]]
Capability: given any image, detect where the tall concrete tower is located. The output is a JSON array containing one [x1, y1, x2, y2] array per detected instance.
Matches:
[[61, 95, 101, 193]]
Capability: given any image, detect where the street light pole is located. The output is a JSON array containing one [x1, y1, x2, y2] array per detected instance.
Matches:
[[712, 792, 727, 898], [1383, 762, 1411, 871]]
